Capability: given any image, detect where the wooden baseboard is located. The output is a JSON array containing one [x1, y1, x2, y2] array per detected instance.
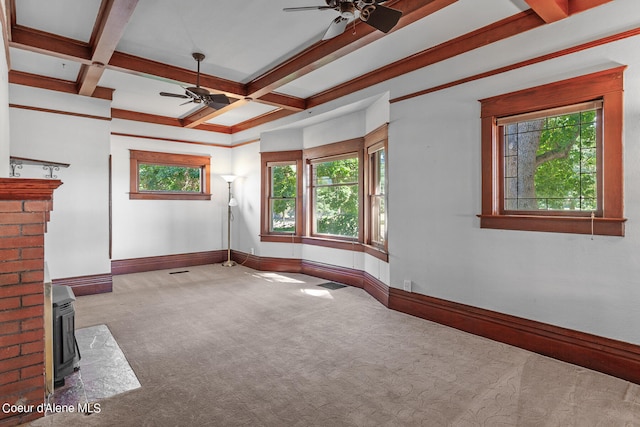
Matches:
[[111, 250, 225, 275], [233, 251, 302, 272], [301, 260, 365, 289], [388, 287, 640, 385], [52, 273, 113, 296]]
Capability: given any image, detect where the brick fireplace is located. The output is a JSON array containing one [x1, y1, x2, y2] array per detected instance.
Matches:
[[0, 178, 61, 427]]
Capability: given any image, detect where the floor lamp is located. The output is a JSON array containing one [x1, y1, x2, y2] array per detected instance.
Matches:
[[221, 175, 238, 267]]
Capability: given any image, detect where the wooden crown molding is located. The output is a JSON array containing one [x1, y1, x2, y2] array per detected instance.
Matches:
[[6, 0, 619, 135], [9, 70, 114, 100], [246, 0, 458, 99]]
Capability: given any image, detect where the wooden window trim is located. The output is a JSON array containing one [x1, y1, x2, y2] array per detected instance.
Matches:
[[260, 150, 303, 241], [479, 66, 626, 236], [260, 128, 390, 262], [129, 150, 211, 200], [304, 138, 364, 242], [364, 124, 388, 252]]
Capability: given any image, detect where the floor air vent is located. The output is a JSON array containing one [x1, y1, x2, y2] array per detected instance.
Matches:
[[317, 282, 347, 290]]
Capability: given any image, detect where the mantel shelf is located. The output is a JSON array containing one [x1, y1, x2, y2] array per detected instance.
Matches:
[[10, 156, 70, 179]]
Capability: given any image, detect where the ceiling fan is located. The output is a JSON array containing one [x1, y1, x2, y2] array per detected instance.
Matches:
[[159, 53, 231, 110], [284, 0, 402, 40]]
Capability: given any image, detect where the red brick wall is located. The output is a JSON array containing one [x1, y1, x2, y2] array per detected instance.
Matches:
[[0, 179, 60, 427]]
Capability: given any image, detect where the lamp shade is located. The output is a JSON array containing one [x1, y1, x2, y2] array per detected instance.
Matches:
[[228, 198, 238, 207], [221, 174, 237, 183]]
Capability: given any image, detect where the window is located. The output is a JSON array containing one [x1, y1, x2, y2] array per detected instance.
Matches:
[[129, 150, 211, 200], [260, 126, 388, 261], [305, 138, 364, 243], [500, 102, 601, 213], [260, 151, 302, 242], [479, 67, 625, 236], [364, 124, 388, 253], [269, 162, 297, 233], [311, 154, 360, 238]]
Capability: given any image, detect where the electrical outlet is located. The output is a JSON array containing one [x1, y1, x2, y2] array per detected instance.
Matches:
[[250, 247, 255, 255], [403, 279, 412, 292]]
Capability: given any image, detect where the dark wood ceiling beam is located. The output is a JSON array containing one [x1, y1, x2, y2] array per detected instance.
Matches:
[[6, 0, 16, 40], [111, 108, 232, 133], [525, 0, 569, 22], [6, 27, 307, 111], [10, 26, 92, 63], [256, 92, 305, 111], [1, 0, 12, 66], [77, 0, 139, 96], [246, 0, 457, 99], [307, 10, 545, 108], [230, 108, 297, 134], [9, 70, 113, 100], [525, 0, 612, 22], [181, 98, 251, 129], [108, 51, 246, 97]]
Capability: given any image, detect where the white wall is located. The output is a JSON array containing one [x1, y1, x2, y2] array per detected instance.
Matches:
[[228, 0, 640, 346], [110, 121, 232, 260], [9, 85, 111, 279], [0, 18, 9, 178], [230, 141, 261, 257], [387, 36, 640, 345]]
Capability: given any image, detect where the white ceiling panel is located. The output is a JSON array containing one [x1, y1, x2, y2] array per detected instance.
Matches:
[[9, 47, 82, 81], [117, 0, 334, 83], [15, 0, 102, 43], [6, 0, 630, 139], [277, 0, 530, 98], [101, 69, 200, 117]]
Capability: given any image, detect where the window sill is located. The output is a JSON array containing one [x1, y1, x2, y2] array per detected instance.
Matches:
[[260, 234, 302, 244], [478, 214, 626, 236], [363, 244, 389, 262], [129, 192, 212, 201], [261, 235, 389, 260]]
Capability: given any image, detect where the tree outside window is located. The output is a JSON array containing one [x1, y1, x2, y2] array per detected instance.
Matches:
[[369, 147, 386, 246], [501, 104, 600, 213], [269, 162, 297, 233], [479, 66, 625, 236], [311, 156, 359, 238], [139, 164, 202, 193], [129, 150, 211, 200]]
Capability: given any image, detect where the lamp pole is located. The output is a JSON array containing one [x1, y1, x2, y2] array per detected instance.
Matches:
[[221, 175, 237, 267]]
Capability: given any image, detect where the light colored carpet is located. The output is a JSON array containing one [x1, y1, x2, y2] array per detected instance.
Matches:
[[32, 265, 640, 426]]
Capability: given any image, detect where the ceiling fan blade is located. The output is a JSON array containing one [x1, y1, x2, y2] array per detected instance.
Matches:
[[204, 100, 231, 110], [322, 16, 349, 40], [203, 94, 231, 110], [283, 6, 334, 12], [362, 4, 402, 33], [160, 92, 189, 99], [207, 94, 231, 105]]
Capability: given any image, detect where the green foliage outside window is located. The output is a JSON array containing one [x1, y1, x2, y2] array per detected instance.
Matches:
[[270, 164, 297, 232], [313, 157, 359, 238], [504, 108, 598, 211], [139, 164, 202, 192], [535, 111, 597, 210]]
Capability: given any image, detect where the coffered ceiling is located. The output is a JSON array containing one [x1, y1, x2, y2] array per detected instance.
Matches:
[[2, 0, 616, 138]]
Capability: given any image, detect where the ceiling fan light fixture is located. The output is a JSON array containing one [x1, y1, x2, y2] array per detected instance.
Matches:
[[339, 2, 356, 18], [159, 52, 231, 110]]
